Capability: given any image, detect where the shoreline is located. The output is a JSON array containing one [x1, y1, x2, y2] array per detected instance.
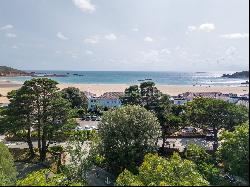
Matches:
[[1, 80, 249, 104]]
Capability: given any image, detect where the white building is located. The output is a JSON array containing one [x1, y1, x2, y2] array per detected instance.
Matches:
[[170, 97, 188, 105], [88, 92, 124, 111]]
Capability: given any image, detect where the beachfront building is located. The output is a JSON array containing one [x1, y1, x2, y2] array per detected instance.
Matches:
[[87, 92, 124, 111], [172, 92, 249, 108], [170, 97, 188, 105]]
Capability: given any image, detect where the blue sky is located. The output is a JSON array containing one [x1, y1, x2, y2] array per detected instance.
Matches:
[[0, 0, 249, 71]]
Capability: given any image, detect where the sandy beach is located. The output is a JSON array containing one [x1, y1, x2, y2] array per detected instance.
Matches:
[[0, 80, 249, 104]]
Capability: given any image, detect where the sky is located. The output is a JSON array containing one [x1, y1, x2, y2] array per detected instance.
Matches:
[[0, 0, 249, 71]]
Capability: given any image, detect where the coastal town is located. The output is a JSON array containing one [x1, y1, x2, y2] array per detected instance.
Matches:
[[0, 0, 249, 186], [0, 69, 249, 182]]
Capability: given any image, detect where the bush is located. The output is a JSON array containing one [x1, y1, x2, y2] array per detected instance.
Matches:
[[0, 142, 17, 185], [98, 105, 161, 174]]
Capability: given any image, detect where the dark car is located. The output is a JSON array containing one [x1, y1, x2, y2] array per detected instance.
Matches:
[[205, 133, 214, 140], [224, 174, 236, 183], [86, 115, 91, 121]]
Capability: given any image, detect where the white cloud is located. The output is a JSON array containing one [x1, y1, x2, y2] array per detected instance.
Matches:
[[72, 0, 95, 13], [55, 50, 62, 54], [105, 33, 117, 40], [1, 24, 14, 30], [144, 37, 154, 42], [160, 48, 171, 54], [188, 26, 197, 32], [57, 32, 69, 40], [84, 35, 99, 44], [187, 23, 215, 33], [221, 33, 249, 39], [5, 33, 17, 38], [12, 45, 18, 49], [85, 50, 94, 55], [131, 28, 139, 32], [199, 23, 215, 32]]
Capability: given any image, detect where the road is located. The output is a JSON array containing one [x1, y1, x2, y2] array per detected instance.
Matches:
[[157, 138, 214, 151], [76, 118, 100, 128]]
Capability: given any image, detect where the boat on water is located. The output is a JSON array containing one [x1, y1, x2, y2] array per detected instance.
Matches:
[[241, 81, 249, 85], [145, 78, 152, 81], [138, 79, 144, 81]]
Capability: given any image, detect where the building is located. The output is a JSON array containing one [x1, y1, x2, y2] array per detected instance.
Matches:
[[170, 97, 188, 105], [88, 92, 124, 111], [171, 91, 250, 108]]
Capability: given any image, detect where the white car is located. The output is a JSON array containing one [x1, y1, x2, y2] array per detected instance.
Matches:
[[84, 126, 92, 131], [75, 126, 84, 131], [96, 116, 102, 121], [91, 126, 98, 130]]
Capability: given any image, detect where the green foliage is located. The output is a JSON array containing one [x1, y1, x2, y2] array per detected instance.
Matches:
[[187, 98, 249, 151], [16, 169, 83, 186], [0, 142, 17, 186], [187, 97, 248, 130], [121, 82, 183, 150], [218, 122, 249, 181], [2, 78, 73, 161], [184, 144, 225, 185], [116, 152, 209, 186], [98, 105, 161, 174], [60, 130, 98, 184], [185, 143, 212, 164], [121, 81, 171, 114], [61, 87, 88, 111], [121, 85, 141, 105]]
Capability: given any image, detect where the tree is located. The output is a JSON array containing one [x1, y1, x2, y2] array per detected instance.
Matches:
[[61, 130, 97, 184], [1, 88, 36, 157], [184, 144, 225, 185], [61, 87, 88, 110], [121, 82, 174, 150], [116, 152, 209, 186], [218, 122, 249, 181], [160, 105, 186, 149], [2, 78, 73, 162], [98, 105, 161, 174], [16, 169, 82, 186], [0, 142, 17, 186], [121, 85, 141, 105], [121, 81, 167, 111], [187, 98, 248, 152]]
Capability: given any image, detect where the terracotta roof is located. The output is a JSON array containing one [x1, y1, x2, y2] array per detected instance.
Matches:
[[98, 92, 124, 100]]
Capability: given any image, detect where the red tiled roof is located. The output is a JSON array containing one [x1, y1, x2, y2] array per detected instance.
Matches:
[[98, 92, 124, 99]]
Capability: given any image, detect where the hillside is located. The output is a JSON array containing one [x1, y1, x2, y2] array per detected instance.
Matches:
[[0, 66, 30, 77], [222, 71, 249, 78]]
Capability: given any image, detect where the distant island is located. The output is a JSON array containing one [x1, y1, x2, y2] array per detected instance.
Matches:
[[0, 66, 68, 77], [0, 66, 31, 77], [222, 71, 249, 78]]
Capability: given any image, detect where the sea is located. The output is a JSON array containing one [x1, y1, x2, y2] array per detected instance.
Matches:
[[0, 71, 248, 86]]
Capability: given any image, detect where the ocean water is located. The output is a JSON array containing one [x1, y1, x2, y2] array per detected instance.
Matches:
[[0, 71, 248, 86]]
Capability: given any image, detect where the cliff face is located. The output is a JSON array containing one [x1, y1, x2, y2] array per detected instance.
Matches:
[[0, 66, 30, 77], [222, 71, 249, 78]]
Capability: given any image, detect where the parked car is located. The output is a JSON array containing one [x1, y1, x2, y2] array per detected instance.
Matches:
[[181, 126, 203, 136], [205, 133, 214, 140], [91, 115, 97, 121], [91, 126, 98, 130], [84, 125, 92, 131], [86, 115, 91, 121], [96, 116, 101, 121], [75, 126, 84, 131]]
